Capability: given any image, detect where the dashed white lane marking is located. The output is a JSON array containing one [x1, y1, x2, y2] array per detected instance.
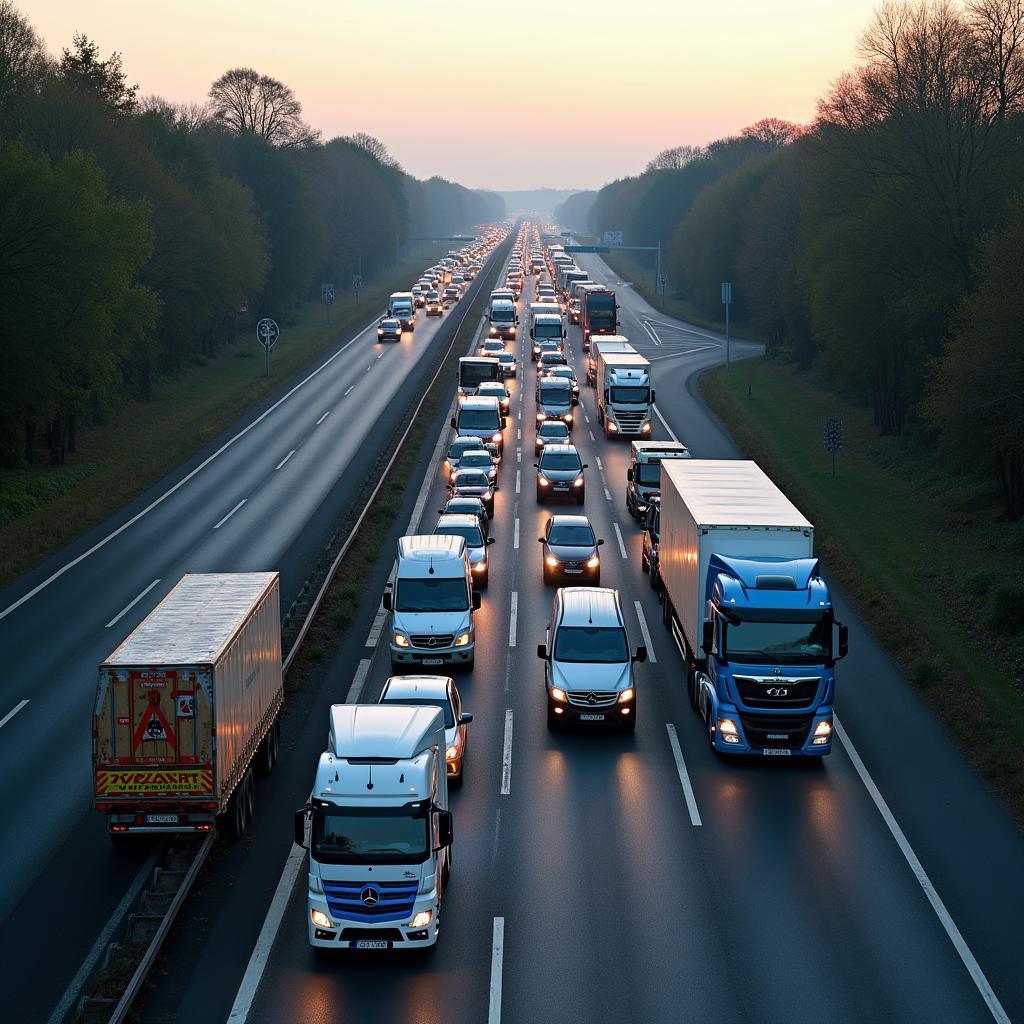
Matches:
[[508, 591, 518, 647], [834, 718, 1010, 1024], [0, 699, 30, 730], [595, 456, 603, 470], [589, 430, 596, 441], [603, 487, 612, 502], [513, 518, 520, 549], [517, 428, 521, 440], [275, 449, 296, 470], [517, 448, 522, 463], [344, 385, 355, 397], [489, 917, 505, 1024], [105, 578, 162, 628], [515, 470, 521, 494], [613, 523, 628, 559], [316, 410, 331, 425], [501, 711, 514, 795], [346, 659, 372, 703], [633, 601, 657, 663], [653, 405, 680, 442], [213, 498, 247, 530], [666, 723, 703, 827]]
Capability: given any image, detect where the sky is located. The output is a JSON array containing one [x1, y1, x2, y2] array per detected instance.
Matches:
[[23, 0, 882, 191]]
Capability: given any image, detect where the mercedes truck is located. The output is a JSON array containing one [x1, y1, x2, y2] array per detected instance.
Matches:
[[596, 351, 653, 437]]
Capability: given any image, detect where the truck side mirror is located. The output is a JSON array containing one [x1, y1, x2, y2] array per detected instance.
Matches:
[[626, 468, 633, 481], [487, 537, 496, 545], [472, 592, 482, 610], [529, 328, 535, 339], [838, 623, 849, 659], [382, 591, 392, 611], [651, 389, 656, 402], [293, 807, 308, 849], [633, 645, 648, 663], [702, 621, 714, 654], [435, 810, 453, 849], [597, 538, 605, 546], [460, 712, 474, 725], [536, 643, 547, 659]]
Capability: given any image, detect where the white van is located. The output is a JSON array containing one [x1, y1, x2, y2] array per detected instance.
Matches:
[[385, 535, 480, 672], [389, 291, 416, 330], [451, 395, 504, 453], [488, 299, 518, 341]]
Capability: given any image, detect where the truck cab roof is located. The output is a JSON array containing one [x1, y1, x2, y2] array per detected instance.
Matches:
[[712, 555, 831, 611]]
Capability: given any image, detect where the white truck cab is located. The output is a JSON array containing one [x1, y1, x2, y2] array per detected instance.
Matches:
[[297, 704, 452, 950]]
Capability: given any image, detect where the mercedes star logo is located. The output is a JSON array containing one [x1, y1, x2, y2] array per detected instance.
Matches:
[[360, 885, 380, 907], [766, 687, 789, 697], [426, 636, 438, 647], [586, 693, 598, 705]]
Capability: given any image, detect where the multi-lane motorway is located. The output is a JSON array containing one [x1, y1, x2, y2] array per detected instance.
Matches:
[[2, 225, 1023, 1024]]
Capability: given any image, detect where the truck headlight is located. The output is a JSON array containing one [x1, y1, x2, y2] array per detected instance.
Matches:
[[607, 421, 618, 432], [550, 687, 567, 702], [393, 632, 410, 648], [814, 719, 833, 741], [617, 688, 634, 703], [311, 909, 333, 929], [536, 412, 547, 421], [492, 432, 502, 443], [717, 717, 738, 735], [454, 630, 472, 647], [642, 421, 652, 433], [411, 910, 433, 929]]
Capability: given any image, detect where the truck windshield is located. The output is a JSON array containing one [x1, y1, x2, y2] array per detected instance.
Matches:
[[536, 322, 562, 338], [724, 616, 830, 662], [460, 362, 499, 387], [588, 296, 616, 324], [610, 386, 650, 404], [491, 309, 515, 324], [637, 463, 663, 485], [395, 578, 469, 612], [554, 626, 628, 664], [457, 410, 500, 431], [312, 804, 429, 864]]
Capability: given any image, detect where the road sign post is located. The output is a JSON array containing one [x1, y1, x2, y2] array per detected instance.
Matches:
[[321, 283, 335, 324], [823, 417, 844, 478], [721, 281, 732, 367], [256, 317, 279, 378]]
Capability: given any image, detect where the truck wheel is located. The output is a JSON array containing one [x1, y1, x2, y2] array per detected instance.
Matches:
[[256, 718, 279, 776], [687, 666, 700, 711], [223, 777, 248, 841], [243, 770, 255, 825], [650, 562, 661, 591]]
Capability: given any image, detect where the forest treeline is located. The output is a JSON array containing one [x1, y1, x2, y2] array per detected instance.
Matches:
[[0, 3, 504, 469], [556, 0, 1024, 519]]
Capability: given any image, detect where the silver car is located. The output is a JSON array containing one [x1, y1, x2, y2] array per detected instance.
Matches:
[[434, 512, 495, 588]]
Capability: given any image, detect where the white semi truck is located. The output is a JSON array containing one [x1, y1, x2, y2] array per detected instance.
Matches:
[[297, 704, 453, 950], [596, 351, 654, 437], [587, 335, 634, 386]]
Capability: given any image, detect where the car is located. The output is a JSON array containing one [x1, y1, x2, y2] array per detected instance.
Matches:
[[444, 285, 460, 304], [434, 512, 495, 588], [534, 337, 563, 363], [377, 675, 473, 782], [569, 299, 581, 324], [452, 275, 465, 289], [477, 381, 511, 415], [377, 317, 402, 343], [539, 514, 603, 585], [497, 351, 517, 378], [412, 285, 425, 308], [537, 587, 645, 732], [535, 444, 587, 505], [445, 436, 488, 480], [457, 448, 499, 485], [538, 350, 567, 371], [439, 496, 489, 537], [426, 294, 444, 316], [449, 467, 496, 516], [534, 419, 570, 455], [541, 365, 580, 404], [479, 339, 506, 358]]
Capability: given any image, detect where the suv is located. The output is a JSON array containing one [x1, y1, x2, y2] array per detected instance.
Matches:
[[434, 513, 495, 588], [537, 587, 646, 731], [539, 514, 603, 586]]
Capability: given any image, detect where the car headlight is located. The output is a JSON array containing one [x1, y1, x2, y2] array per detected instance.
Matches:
[[311, 909, 333, 929], [573, 476, 585, 487], [618, 688, 634, 703], [563, 413, 573, 422], [587, 555, 600, 568], [393, 632, 410, 648], [411, 910, 433, 929], [550, 687, 567, 702], [536, 412, 547, 421], [546, 555, 559, 567], [492, 432, 502, 443], [446, 744, 458, 760], [454, 630, 472, 647], [538, 475, 550, 486], [473, 560, 487, 572]]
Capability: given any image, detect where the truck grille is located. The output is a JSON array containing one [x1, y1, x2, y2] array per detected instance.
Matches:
[[410, 634, 454, 649], [567, 690, 619, 708], [323, 880, 418, 923], [735, 676, 821, 710], [615, 411, 646, 432], [738, 713, 813, 750]]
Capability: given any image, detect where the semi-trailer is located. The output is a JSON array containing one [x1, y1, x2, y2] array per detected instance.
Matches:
[[587, 335, 634, 385], [581, 288, 618, 350]]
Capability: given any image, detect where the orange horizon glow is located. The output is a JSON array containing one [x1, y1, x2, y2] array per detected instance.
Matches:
[[22, 0, 881, 190]]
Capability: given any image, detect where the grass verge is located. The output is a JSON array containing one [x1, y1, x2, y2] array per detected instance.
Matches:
[[0, 256, 444, 588], [701, 357, 1024, 822]]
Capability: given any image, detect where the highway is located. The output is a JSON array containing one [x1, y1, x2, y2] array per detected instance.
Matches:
[[0, 238, 510, 1024], [2, 227, 1022, 1024], [140, 234, 1021, 1023]]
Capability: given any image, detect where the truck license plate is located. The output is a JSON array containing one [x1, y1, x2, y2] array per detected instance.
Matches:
[[146, 813, 180, 824], [763, 748, 791, 756], [579, 713, 605, 721], [421, 658, 444, 666], [353, 939, 390, 949]]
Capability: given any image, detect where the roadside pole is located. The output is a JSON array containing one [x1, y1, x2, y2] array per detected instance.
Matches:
[[256, 317, 279, 378], [721, 281, 732, 367]]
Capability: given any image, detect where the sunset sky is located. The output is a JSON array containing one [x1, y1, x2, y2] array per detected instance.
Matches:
[[24, 0, 881, 190]]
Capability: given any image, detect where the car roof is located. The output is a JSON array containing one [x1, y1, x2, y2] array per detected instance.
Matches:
[[557, 587, 622, 627], [436, 513, 482, 529], [541, 444, 578, 455], [549, 514, 592, 528], [459, 396, 501, 409], [381, 675, 453, 702], [539, 420, 569, 431]]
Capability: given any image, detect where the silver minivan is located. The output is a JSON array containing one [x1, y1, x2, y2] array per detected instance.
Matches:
[[537, 588, 646, 732]]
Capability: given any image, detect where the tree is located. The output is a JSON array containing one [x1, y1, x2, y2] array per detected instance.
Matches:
[[645, 145, 703, 172], [208, 68, 318, 148], [58, 33, 138, 115], [344, 132, 402, 169], [0, 0, 48, 129], [741, 117, 804, 147]]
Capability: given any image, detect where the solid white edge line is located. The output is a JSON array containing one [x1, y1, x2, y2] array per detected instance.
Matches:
[[365, 604, 388, 648], [0, 313, 382, 623], [613, 523, 628, 559], [274, 450, 296, 471], [345, 659, 372, 703], [105, 578, 162, 628], [0, 699, 30, 730], [834, 717, 1009, 1023], [653, 405, 680, 443], [226, 839, 307, 1024], [508, 592, 518, 648], [513, 518, 520, 550], [500, 710, 513, 794], [489, 916, 505, 1024], [213, 498, 247, 530], [665, 723, 702, 826], [316, 410, 331, 425], [633, 601, 657, 664]]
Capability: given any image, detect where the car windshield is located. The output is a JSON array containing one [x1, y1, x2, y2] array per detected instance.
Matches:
[[455, 470, 490, 487], [312, 804, 429, 864], [554, 626, 628, 664], [539, 423, 569, 438], [457, 409, 500, 430], [724, 615, 831, 663], [498, 354, 513, 363], [447, 500, 483, 517], [450, 440, 476, 457], [380, 696, 454, 728], [539, 385, 570, 404], [541, 453, 582, 472], [436, 525, 484, 550], [549, 522, 595, 546], [637, 463, 664, 485], [610, 386, 650, 404], [395, 577, 468, 612], [461, 454, 492, 469]]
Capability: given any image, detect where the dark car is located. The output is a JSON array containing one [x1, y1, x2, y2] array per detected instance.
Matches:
[[539, 514, 603, 585], [458, 448, 499, 485], [377, 317, 402, 342], [535, 419, 570, 455], [439, 496, 489, 537], [535, 444, 587, 505], [641, 496, 661, 589], [449, 467, 496, 516]]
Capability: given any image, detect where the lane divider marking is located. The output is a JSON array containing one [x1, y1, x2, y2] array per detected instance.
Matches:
[[501, 711, 513, 795], [634, 601, 656, 663], [666, 723, 702, 827], [106, 579, 162, 629], [0, 699, 30, 730], [489, 917, 505, 1024], [213, 499, 247, 530], [508, 591, 518, 648], [345, 659, 372, 703], [274, 450, 295, 471], [613, 523, 628, 559]]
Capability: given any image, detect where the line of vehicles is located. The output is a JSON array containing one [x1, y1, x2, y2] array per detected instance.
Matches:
[[89, 220, 850, 959]]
